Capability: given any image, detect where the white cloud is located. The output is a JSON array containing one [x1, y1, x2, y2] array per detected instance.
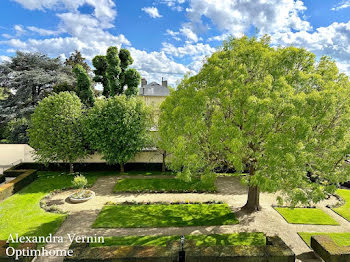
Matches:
[[27, 26, 59, 36], [166, 29, 181, 41], [142, 7, 162, 18], [185, 0, 311, 37], [0, 56, 10, 63], [180, 25, 198, 42], [14, 25, 26, 36], [1, 34, 12, 39], [271, 20, 350, 75], [160, 0, 185, 11], [207, 33, 231, 42], [130, 47, 194, 86], [332, 1, 350, 11], [11, 0, 116, 27], [162, 42, 215, 57]]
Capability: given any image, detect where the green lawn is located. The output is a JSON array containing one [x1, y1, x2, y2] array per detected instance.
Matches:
[[0, 171, 98, 240], [332, 189, 350, 221], [90, 233, 266, 247], [86, 170, 174, 176], [93, 203, 238, 228], [113, 178, 216, 193], [298, 232, 350, 247], [274, 207, 339, 225]]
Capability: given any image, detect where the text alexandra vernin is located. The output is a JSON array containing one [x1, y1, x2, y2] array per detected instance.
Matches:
[[6, 234, 104, 260], [7, 233, 104, 244]]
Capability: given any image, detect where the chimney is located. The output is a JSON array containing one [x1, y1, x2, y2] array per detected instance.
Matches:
[[141, 78, 147, 87], [162, 77, 168, 88]]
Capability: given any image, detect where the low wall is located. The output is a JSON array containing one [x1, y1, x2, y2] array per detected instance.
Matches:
[[0, 144, 164, 169], [311, 235, 350, 262], [0, 169, 37, 202], [64, 236, 294, 262]]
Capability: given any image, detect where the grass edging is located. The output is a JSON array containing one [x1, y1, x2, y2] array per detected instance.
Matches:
[[274, 207, 339, 225]]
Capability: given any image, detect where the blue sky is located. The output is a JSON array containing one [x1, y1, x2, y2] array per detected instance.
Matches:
[[0, 0, 350, 86]]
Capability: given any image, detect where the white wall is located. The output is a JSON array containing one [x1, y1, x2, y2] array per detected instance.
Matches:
[[0, 144, 163, 167]]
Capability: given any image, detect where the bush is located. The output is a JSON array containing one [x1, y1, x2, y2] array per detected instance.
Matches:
[[201, 172, 216, 187], [72, 175, 88, 189]]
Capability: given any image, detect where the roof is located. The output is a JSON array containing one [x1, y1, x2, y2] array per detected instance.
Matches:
[[140, 82, 170, 96]]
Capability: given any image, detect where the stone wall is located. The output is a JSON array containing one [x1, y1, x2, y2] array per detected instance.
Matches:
[[0, 169, 37, 202]]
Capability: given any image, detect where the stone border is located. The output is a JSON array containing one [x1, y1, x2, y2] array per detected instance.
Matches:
[[0, 169, 37, 202], [64, 236, 294, 262], [311, 235, 350, 262]]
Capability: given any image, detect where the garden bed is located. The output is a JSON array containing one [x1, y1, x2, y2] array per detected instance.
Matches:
[[298, 232, 350, 247], [332, 189, 350, 221], [274, 207, 339, 225], [92, 203, 238, 228], [113, 178, 216, 193]]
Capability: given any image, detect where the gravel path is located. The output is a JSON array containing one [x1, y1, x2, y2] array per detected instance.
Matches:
[[35, 175, 350, 262]]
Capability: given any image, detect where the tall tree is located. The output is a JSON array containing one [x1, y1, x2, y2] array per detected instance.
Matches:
[[28, 92, 87, 173], [92, 47, 141, 97], [64, 50, 90, 72], [159, 36, 350, 212], [0, 51, 74, 122], [92, 55, 109, 97], [73, 64, 95, 107], [85, 95, 151, 173]]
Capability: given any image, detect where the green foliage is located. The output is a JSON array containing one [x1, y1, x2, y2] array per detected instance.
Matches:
[[64, 50, 90, 72], [92, 47, 140, 97], [274, 207, 339, 225], [92, 55, 109, 97], [93, 203, 238, 228], [0, 87, 8, 100], [28, 92, 87, 165], [84, 95, 151, 167], [159, 35, 350, 206], [91, 233, 266, 247], [332, 189, 350, 221], [72, 175, 88, 189], [53, 82, 76, 94], [0, 51, 74, 123], [298, 232, 350, 247], [113, 178, 216, 193], [73, 64, 95, 107], [124, 68, 141, 96], [4, 117, 29, 144], [201, 171, 216, 187], [106, 46, 122, 96]]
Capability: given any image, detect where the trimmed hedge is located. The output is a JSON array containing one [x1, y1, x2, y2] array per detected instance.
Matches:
[[311, 235, 350, 262], [64, 236, 294, 262], [0, 174, 5, 184], [0, 170, 37, 202]]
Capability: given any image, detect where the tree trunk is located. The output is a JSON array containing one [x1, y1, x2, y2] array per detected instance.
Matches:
[[162, 151, 166, 173], [242, 163, 261, 213], [69, 163, 74, 174], [120, 163, 125, 173], [242, 185, 260, 212]]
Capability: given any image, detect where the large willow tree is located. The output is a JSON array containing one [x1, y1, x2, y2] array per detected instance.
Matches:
[[159, 36, 350, 212]]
